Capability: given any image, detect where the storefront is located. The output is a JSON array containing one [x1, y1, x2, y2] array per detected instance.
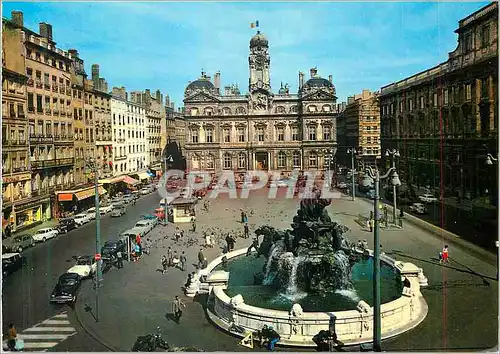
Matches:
[[130, 170, 153, 184], [56, 185, 107, 217], [99, 175, 141, 196], [168, 197, 197, 223]]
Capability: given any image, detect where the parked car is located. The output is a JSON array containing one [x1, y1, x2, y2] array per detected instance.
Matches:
[[122, 227, 147, 240], [3, 234, 35, 253], [418, 193, 439, 204], [2, 252, 25, 277], [111, 196, 123, 204], [57, 218, 77, 234], [86, 207, 97, 220], [366, 190, 376, 200], [101, 239, 127, 261], [32, 228, 58, 242], [111, 204, 126, 217], [122, 195, 134, 204], [134, 220, 155, 234], [74, 213, 91, 226], [337, 182, 348, 189], [140, 188, 151, 195], [132, 191, 141, 200], [99, 204, 114, 215], [67, 255, 97, 278], [409, 203, 428, 214], [50, 273, 81, 304]]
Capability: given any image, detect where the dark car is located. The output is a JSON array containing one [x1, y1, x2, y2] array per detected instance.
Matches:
[[57, 218, 77, 234], [101, 239, 127, 261], [2, 252, 25, 277], [3, 234, 35, 253], [50, 272, 81, 304]]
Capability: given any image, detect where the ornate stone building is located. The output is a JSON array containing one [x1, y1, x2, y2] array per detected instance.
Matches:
[[336, 89, 380, 168], [183, 31, 338, 174], [93, 85, 112, 179], [379, 2, 498, 204]]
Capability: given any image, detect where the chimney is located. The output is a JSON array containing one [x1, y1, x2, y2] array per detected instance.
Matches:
[[224, 86, 231, 96], [68, 49, 79, 58], [310, 67, 317, 78], [99, 78, 105, 91], [347, 96, 354, 105], [11, 11, 23, 27], [125, 92, 128, 101], [328, 75, 333, 83], [214, 71, 221, 92], [39, 22, 53, 41], [156, 89, 161, 102], [91, 64, 100, 88], [298, 72, 304, 89]]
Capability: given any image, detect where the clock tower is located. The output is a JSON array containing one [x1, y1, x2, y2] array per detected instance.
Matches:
[[249, 31, 271, 94]]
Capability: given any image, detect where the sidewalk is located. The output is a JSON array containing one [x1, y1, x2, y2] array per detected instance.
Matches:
[[74, 190, 498, 351]]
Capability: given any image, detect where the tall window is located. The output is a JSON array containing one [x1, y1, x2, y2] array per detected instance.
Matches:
[[481, 25, 490, 48], [444, 90, 449, 105], [291, 126, 299, 141], [433, 93, 438, 107], [191, 129, 199, 143], [206, 155, 215, 169], [36, 95, 43, 112], [223, 128, 230, 142], [293, 151, 301, 167], [308, 126, 316, 140], [277, 151, 286, 168], [206, 128, 213, 143], [277, 127, 284, 141], [309, 152, 318, 167], [465, 84, 472, 101], [257, 127, 265, 142], [238, 153, 246, 169], [223, 154, 232, 169], [323, 126, 331, 140], [419, 96, 425, 109], [237, 127, 245, 142]]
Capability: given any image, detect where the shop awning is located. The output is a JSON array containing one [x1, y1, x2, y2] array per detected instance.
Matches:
[[135, 172, 151, 180], [99, 176, 125, 184], [123, 176, 140, 186], [74, 186, 107, 201], [58, 193, 74, 202]]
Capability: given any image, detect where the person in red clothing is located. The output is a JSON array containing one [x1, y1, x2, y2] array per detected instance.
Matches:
[[441, 245, 449, 264]]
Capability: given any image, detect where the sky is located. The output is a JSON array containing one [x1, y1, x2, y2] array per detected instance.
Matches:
[[2, 1, 490, 107]]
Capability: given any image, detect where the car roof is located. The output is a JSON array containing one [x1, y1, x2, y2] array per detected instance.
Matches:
[[2, 252, 21, 259], [61, 272, 80, 279], [38, 228, 53, 232], [13, 234, 30, 239]]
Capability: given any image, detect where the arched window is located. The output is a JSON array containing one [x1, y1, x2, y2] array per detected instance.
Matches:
[[277, 151, 286, 168], [238, 153, 246, 169], [276, 106, 286, 114], [308, 105, 317, 113], [292, 151, 301, 167], [322, 104, 331, 112], [309, 152, 318, 167], [222, 107, 232, 115], [236, 107, 246, 115], [223, 154, 232, 169], [290, 105, 298, 113], [203, 107, 213, 116]]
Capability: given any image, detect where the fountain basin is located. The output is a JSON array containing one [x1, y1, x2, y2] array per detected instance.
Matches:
[[200, 248, 428, 347]]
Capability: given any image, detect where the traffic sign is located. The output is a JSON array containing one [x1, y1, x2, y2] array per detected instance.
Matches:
[[95, 253, 101, 261]]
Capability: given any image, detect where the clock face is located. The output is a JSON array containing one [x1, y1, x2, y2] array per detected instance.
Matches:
[[255, 55, 265, 66]]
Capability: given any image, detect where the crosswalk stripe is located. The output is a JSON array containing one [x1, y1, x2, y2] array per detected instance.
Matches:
[[40, 319, 71, 325], [23, 327, 76, 333], [23, 342, 59, 349], [20, 334, 73, 340]]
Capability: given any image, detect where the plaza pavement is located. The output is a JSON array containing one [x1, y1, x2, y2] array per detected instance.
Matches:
[[74, 188, 498, 352]]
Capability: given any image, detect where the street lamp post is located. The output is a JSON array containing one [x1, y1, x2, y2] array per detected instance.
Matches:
[[385, 149, 400, 225], [347, 148, 357, 201], [86, 158, 102, 323], [164, 155, 174, 221], [361, 166, 401, 352]]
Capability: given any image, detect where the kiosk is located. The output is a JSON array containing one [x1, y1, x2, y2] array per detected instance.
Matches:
[[168, 197, 197, 223]]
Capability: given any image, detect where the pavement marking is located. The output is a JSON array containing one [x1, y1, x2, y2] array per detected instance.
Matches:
[[2, 312, 77, 352]]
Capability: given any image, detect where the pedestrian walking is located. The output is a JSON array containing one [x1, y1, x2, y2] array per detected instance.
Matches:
[[181, 230, 185, 239], [161, 255, 168, 274], [244, 223, 249, 238], [225, 235, 231, 252], [171, 296, 186, 324], [244, 212, 248, 224], [175, 231, 180, 242], [172, 251, 180, 268], [205, 233, 212, 248], [369, 218, 374, 232], [362, 239, 368, 249], [198, 248, 206, 269], [7, 323, 17, 351], [167, 247, 173, 267], [116, 250, 123, 269], [441, 245, 450, 264], [241, 211, 245, 223], [180, 251, 187, 271], [229, 235, 236, 251], [184, 273, 193, 288]]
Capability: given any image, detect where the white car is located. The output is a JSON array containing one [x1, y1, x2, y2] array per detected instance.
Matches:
[[418, 193, 438, 204], [409, 203, 427, 214], [337, 182, 348, 189], [99, 205, 114, 215], [74, 213, 91, 226], [32, 228, 58, 242], [134, 220, 155, 234], [67, 255, 97, 278], [86, 208, 96, 220], [140, 188, 150, 195]]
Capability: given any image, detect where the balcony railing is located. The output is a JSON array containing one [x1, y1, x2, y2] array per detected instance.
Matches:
[[45, 108, 51, 115], [35, 81, 43, 89], [52, 84, 58, 92], [115, 155, 127, 161], [28, 106, 35, 113], [27, 78, 34, 87], [29, 134, 54, 143], [31, 157, 74, 169], [44, 83, 50, 90]]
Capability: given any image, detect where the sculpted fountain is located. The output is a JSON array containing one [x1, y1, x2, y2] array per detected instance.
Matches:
[[254, 191, 359, 297]]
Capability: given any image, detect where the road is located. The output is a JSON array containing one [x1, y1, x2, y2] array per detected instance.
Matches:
[[2, 192, 162, 348]]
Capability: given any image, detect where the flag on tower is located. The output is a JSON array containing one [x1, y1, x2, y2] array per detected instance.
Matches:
[[250, 20, 259, 28]]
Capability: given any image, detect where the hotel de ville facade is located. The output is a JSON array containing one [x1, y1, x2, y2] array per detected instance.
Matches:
[[183, 31, 340, 175]]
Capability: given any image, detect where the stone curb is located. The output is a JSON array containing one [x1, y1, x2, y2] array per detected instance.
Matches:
[[356, 197, 497, 266]]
